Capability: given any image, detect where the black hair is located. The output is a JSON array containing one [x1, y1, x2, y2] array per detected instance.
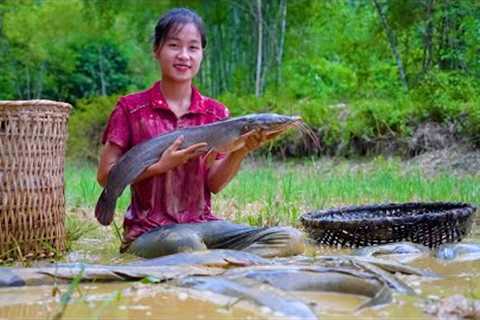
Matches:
[[153, 8, 207, 51]]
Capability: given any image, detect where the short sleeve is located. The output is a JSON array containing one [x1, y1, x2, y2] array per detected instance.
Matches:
[[218, 104, 230, 120], [101, 99, 131, 152]]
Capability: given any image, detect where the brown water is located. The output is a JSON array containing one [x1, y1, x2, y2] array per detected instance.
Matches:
[[2, 235, 480, 319], [0, 283, 260, 319]]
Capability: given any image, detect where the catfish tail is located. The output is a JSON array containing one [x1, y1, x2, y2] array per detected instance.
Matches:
[[95, 189, 117, 226]]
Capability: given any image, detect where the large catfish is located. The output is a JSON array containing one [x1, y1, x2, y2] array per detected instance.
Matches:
[[95, 113, 302, 226]]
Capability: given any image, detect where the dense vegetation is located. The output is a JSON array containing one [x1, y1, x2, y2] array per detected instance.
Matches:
[[1, 0, 479, 159]]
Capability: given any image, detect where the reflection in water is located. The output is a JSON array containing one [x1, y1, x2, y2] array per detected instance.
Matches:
[[2, 234, 480, 319]]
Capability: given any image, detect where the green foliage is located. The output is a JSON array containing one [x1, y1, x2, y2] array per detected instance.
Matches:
[[0, 0, 156, 101], [1, 0, 82, 99], [412, 70, 479, 122], [346, 98, 414, 139], [65, 40, 134, 100], [282, 58, 357, 100], [0, 0, 479, 157], [67, 95, 119, 160], [460, 97, 480, 146]]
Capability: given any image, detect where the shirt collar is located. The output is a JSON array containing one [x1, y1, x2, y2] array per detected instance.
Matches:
[[149, 81, 208, 115]]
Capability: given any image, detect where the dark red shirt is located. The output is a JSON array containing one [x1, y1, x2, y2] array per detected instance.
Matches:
[[102, 81, 229, 245]]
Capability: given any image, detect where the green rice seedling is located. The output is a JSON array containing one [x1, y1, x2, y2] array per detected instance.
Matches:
[[92, 290, 124, 320], [65, 157, 480, 232], [50, 266, 85, 320], [65, 215, 98, 251], [216, 156, 480, 227], [65, 162, 130, 211]]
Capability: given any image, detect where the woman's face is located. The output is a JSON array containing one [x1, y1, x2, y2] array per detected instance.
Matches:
[[155, 23, 203, 83]]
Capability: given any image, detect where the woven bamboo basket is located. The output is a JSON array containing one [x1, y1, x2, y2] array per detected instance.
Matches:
[[300, 202, 476, 248], [0, 100, 72, 260]]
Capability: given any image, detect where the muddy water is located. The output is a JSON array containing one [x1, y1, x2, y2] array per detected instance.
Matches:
[[1, 235, 480, 319], [0, 283, 260, 319]]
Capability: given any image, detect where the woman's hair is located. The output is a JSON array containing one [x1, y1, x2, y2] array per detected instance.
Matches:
[[153, 8, 207, 51]]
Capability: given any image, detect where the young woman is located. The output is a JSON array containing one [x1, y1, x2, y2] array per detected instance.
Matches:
[[97, 8, 304, 258]]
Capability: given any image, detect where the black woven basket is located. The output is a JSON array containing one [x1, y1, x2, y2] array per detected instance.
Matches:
[[300, 202, 477, 248]]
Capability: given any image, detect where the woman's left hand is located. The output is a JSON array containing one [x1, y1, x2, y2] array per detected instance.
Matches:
[[203, 128, 285, 169], [239, 129, 284, 153]]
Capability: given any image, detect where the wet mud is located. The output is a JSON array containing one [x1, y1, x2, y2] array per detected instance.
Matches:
[[2, 235, 480, 319]]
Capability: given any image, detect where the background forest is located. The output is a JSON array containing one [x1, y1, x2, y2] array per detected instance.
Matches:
[[0, 0, 479, 160]]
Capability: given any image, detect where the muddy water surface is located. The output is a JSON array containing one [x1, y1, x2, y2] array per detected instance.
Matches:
[[0, 283, 259, 319], [1, 234, 480, 319]]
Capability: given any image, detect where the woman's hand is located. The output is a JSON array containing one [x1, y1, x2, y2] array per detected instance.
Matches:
[[205, 128, 285, 193], [150, 135, 208, 174], [236, 129, 285, 155]]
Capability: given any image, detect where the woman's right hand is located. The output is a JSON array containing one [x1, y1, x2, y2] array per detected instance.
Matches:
[[150, 135, 208, 174]]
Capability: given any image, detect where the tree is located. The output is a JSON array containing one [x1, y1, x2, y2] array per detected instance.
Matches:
[[372, 0, 409, 91], [255, 0, 263, 97]]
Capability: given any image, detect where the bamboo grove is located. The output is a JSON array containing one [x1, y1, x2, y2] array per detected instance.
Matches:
[[1, 0, 479, 158]]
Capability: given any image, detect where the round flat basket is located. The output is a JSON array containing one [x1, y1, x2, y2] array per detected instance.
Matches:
[[0, 100, 72, 261], [300, 202, 477, 248]]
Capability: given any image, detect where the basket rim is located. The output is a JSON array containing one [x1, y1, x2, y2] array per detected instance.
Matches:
[[0, 100, 72, 110], [300, 201, 477, 225]]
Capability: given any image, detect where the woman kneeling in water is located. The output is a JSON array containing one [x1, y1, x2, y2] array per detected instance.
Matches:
[[97, 8, 304, 258]]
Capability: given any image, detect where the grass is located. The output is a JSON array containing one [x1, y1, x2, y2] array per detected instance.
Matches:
[[62, 156, 479, 263], [65, 156, 480, 232], [65, 162, 131, 212], [50, 266, 84, 320], [213, 156, 480, 227]]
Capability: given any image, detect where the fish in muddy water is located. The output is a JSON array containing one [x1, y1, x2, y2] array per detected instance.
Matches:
[[353, 242, 430, 263], [0, 264, 223, 287], [177, 276, 318, 319], [435, 243, 480, 261], [280, 255, 438, 278], [0, 250, 270, 287], [129, 249, 272, 267], [353, 242, 430, 257], [222, 265, 393, 308], [95, 113, 305, 226], [1, 249, 442, 317]]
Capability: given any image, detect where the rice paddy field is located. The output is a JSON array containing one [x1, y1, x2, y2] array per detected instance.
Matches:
[[2, 155, 480, 320], [63, 155, 480, 263], [66, 156, 480, 223]]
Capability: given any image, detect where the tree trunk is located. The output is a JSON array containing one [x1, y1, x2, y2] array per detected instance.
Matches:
[[422, 0, 435, 74], [372, 0, 409, 91], [98, 46, 107, 96], [14, 63, 22, 98], [276, 0, 287, 86], [255, 0, 263, 97], [218, 24, 227, 93], [232, 4, 241, 87], [34, 62, 45, 98], [25, 66, 31, 99]]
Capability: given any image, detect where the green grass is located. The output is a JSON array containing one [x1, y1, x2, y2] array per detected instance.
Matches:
[[65, 161, 131, 212], [212, 157, 479, 227], [58, 156, 480, 263], [65, 156, 480, 230], [63, 162, 123, 263]]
